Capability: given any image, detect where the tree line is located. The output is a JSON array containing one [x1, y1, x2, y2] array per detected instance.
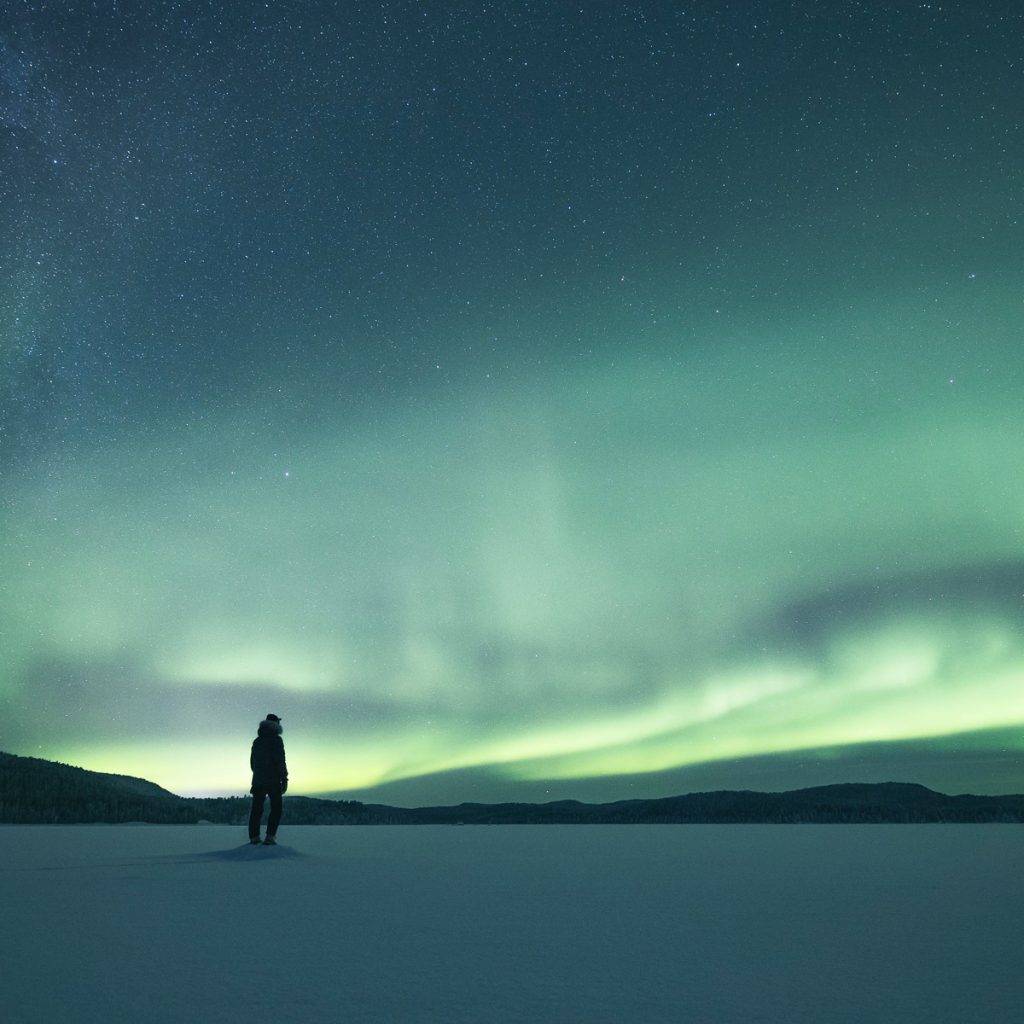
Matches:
[[2, 751, 1022, 825]]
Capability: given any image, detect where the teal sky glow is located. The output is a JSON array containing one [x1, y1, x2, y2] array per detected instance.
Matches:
[[3, 2, 1023, 799]]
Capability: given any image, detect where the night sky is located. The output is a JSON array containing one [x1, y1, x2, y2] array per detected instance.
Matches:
[[3, 1, 1023, 802]]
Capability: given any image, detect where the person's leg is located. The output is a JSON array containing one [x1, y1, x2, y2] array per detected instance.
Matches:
[[266, 787, 283, 838], [249, 789, 266, 840]]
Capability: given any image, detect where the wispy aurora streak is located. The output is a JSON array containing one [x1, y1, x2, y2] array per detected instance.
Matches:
[[5, 286, 1024, 797]]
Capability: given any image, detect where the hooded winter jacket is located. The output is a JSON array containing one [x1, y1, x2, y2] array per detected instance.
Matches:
[[251, 719, 288, 791]]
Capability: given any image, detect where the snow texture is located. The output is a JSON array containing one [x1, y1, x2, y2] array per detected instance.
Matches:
[[2, 824, 1019, 1023]]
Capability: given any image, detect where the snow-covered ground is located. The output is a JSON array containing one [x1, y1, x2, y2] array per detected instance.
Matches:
[[2, 824, 1019, 1023]]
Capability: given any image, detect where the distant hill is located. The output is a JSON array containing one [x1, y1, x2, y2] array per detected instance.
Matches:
[[2, 751, 1022, 824], [361, 781, 1024, 825], [0, 751, 365, 825], [0, 751, 195, 824]]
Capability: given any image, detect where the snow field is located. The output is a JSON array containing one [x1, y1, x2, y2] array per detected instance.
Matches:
[[1, 824, 1019, 1023]]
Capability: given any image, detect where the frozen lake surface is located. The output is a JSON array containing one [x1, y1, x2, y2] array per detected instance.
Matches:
[[2, 824, 1019, 1023]]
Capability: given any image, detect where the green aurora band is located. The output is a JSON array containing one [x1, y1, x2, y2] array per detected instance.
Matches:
[[4, 281, 1024, 798], [3, 1, 1023, 800]]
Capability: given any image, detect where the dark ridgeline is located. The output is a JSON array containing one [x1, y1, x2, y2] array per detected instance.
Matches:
[[0, 750, 197, 824], [2, 751, 1022, 825], [0, 751, 366, 825]]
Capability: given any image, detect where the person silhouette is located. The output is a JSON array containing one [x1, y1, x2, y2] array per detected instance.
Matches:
[[248, 713, 288, 845]]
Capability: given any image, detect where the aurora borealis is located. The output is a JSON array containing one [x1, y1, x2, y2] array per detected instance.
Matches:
[[3, 2, 1023, 801]]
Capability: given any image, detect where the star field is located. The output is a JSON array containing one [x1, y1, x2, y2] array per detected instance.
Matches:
[[2, 1, 1023, 800]]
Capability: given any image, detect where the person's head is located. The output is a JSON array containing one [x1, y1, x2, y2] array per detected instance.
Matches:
[[260, 713, 283, 735]]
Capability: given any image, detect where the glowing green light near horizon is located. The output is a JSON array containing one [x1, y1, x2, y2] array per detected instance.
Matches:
[[5, 285, 1024, 798], [47, 618, 1024, 797]]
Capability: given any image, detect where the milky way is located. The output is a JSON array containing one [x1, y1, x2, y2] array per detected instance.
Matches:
[[2, 2, 1022, 799]]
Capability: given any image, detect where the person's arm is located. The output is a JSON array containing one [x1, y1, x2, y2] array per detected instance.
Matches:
[[277, 737, 289, 792]]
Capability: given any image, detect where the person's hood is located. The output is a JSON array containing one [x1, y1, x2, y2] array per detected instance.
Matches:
[[257, 718, 283, 736]]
